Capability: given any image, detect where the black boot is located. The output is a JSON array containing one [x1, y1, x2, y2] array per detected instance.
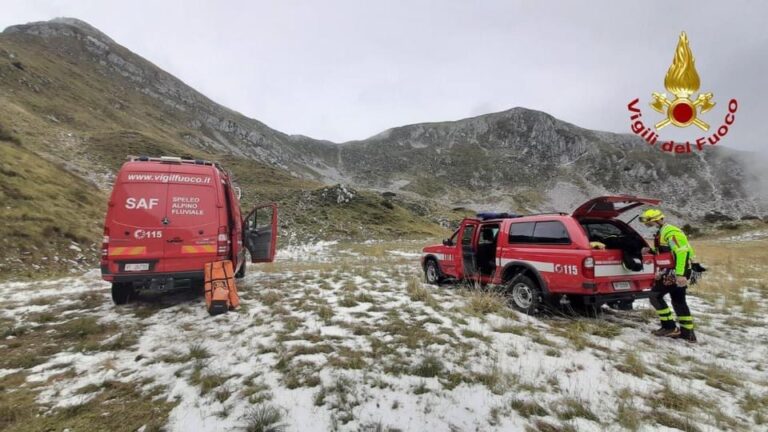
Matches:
[[671, 327, 697, 343], [652, 326, 678, 337]]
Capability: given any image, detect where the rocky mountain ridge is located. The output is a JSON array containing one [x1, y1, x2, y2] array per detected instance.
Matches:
[[2, 17, 766, 221], [327, 108, 766, 217]]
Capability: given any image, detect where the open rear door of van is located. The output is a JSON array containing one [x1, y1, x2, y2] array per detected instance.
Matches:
[[243, 203, 278, 263], [572, 195, 661, 219], [162, 167, 221, 273]]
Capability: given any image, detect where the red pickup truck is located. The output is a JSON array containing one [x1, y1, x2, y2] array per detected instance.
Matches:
[[421, 196, 670, 313]]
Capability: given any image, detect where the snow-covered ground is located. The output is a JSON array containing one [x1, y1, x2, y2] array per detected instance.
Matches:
[[1, 239, 767, 431]]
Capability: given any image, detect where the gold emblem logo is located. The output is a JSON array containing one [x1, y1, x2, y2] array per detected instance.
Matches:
[[650, 32, 715, 131]]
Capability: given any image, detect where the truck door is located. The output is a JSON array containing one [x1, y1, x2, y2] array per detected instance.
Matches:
[[459, 221, 479, 280], [243, 203, 278, 263], [163, 170, 220, 273], [106, 165, 170, 274]]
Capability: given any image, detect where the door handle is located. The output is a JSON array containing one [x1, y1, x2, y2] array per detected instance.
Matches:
[[167, 237, 182, 243]]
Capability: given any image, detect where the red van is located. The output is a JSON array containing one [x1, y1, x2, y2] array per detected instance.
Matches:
[[101, 156, 277, 304]]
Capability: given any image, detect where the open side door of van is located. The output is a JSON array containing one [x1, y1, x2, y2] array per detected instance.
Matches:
[[243, 203, 278, 263]]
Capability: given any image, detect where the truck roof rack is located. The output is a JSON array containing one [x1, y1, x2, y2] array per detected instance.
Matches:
[[476, 212, 521, 220], [128, 155, 216, 166], [474, 211, 569, 221], [523, 212, 569, 217]]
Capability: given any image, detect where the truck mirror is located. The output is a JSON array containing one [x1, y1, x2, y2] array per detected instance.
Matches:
[[443, 239, 453, 246], [234, 186, 242, 200]]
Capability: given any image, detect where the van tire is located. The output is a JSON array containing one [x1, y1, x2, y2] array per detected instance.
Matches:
[[111, 282, 134, 305], [506, 275, 542, 314], [608, 300, 634, 311], [235, 262, 246, 279], [424, 259, 444, 285]]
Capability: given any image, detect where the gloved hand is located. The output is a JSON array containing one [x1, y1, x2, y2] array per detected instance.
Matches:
[[676, 275, 688, 287], [663, 273, 677, 286]]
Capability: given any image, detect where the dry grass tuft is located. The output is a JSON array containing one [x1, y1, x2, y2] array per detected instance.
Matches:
[[509, 398, 548, 418], [556, 396, 600, 423], [690, 363, 743, 392], [614, 388, 645, 428], [740, 391, 768, 425], [412, 355, 444, 378], [615, 351, 648, 378], [244, 404, 286, 432], [463, 287, 507, 316], [406, 277, 439, 309]]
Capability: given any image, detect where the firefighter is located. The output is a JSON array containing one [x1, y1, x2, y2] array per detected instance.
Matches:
[[640, 208, 697, 342]]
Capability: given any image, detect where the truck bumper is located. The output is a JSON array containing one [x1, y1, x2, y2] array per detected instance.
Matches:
[[578, 290, 653, 305], [102, 268, 204, 285]]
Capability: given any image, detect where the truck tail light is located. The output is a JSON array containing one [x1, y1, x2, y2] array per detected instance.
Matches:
[[582, 256, 595, 279], [217, 226, 230, 256], [101, 227, 110, 260]]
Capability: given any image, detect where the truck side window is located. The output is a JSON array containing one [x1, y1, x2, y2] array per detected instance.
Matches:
[[509, 222, 534, 243], [531, 221, 570, 244], [252, 208, 271, 230], [461, 226, 475, 246], [478, 226, 499, 244]]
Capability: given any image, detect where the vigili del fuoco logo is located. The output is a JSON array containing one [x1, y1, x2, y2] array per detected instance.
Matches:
[[627, 32, 738, 153]]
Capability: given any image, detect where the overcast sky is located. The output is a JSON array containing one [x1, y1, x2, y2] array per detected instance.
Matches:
[[2, 1, 766, 150]]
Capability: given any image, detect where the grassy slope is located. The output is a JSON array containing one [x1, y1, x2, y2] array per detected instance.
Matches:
[[0, 139, 105, 278], [0, 33, 452, 280]]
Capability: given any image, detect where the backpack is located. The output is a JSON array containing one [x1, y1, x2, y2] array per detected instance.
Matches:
[[620, 236, 646, 272], [204, 260, 240, 315]]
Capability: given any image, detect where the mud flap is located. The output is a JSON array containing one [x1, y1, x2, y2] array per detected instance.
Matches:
[[204, 260, 240, 316]]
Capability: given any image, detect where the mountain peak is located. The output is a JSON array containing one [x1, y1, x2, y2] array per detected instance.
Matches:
[[3, 17, 115, 45]]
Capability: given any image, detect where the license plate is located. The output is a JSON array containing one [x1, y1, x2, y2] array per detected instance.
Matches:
[[613, 281, 631, 291], [124, 263, 149, 272]]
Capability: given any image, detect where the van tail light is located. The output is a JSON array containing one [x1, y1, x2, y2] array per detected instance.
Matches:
[[101, 227, 110, 261], [217, 226, 230, 256], [582, 256, 595, 279]]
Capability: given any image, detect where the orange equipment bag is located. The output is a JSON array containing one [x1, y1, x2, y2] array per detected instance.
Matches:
[[204, 260, 240, 315]]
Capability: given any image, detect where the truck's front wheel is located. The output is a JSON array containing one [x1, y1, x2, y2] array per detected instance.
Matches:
[[424, 259, 444, 285], [235, 262, 246, 279], [111, 282, 134, 305], [506, 275, 542, 314]]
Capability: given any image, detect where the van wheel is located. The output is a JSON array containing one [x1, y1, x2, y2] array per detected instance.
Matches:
[[424, 259, 443, 285], [111, 282, 134, 305], [608, 300, 634, 311], [506, 275, 542, 314], [235, 262, 246, 279]]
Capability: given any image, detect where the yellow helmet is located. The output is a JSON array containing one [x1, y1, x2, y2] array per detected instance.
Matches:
[[639, 208, 665, 223]]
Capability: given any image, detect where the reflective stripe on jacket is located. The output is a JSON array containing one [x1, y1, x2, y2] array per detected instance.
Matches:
[[659, 224, 695, 275]]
